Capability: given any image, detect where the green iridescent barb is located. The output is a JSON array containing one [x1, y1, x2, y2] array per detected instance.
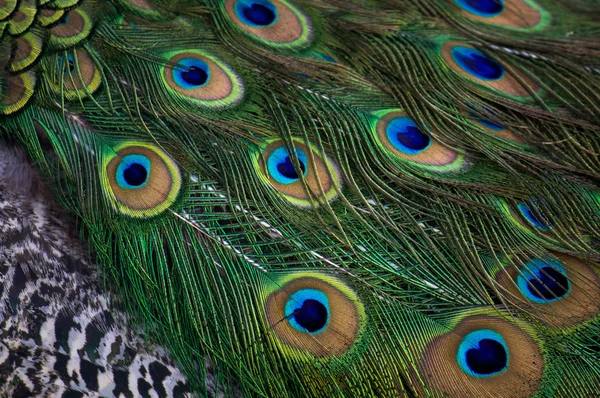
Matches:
[[1, 0, 600, 396]]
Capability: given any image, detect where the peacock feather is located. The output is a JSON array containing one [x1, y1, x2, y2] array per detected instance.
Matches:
[[1, 0, 600, 396]]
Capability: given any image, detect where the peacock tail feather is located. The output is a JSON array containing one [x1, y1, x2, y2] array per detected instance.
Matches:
[[1, 0, 600, 396]]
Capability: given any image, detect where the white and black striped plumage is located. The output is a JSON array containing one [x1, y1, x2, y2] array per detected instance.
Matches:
[[0, 145, 192, 397]]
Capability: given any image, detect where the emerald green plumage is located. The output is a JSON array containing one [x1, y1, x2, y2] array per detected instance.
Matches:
[[1, 0, 600, 396]]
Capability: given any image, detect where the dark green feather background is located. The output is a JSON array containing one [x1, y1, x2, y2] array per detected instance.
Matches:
[[1, 0, 600, 396]]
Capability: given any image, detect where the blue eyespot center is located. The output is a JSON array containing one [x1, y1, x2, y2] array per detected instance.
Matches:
[[277, 156, 305, 179], [452, 46, 504, 81], [399, 126, 431, 150], [466, 339, 507, 375], [386, 116, 432, 155], [124, 163, 148, 186], [477, 118, 505, 130], [455, 0, 504, 17], [292, 299, 328, 333], [235, 0, 278, 27], [58, 54, 76, 74], [285, 289, 329, 334], [458, 330, 508, 378], [517, 202, 553, 230], [181, 66, 208, 86], [172, 58, 211, 89], [267, 147, 308, 185], [528, 267, 569, 300], [517, 259, 570, 303], [317, 53, 337, 63], [56, 15, 69, 25], [116, 154, 151, 189]]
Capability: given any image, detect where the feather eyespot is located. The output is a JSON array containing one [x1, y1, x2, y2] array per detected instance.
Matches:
[[224, 0, 312, 49], [374, 110, 467, 173], [101, 142, 182, 218], [10, 32, 43, 73], [7, 5, 36, 36], [263, 273, 365, 357], [453, 0, 548, 30], [38, 8, 66, 27], [419, 314, 543, 397], [49, 8, 93, 49], [256, 138, 341, 207], [440, 41, 539, 98], [49, 48, 101, 100], [496, 254, 600, 328], [0, 71, 35, 115], [162, 50, 244, 108]]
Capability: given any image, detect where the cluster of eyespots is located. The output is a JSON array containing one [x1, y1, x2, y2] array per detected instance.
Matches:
[[224, 0, 312, 49], [418, 314, 543, 397], [263, 273, 365, 357], [373, 109, 466, 173], [453, 0, 547, 30], [101, 142, 182, 218], [457, 329, 509, 377], [161, 49, 244, 108], [517, 201, 553, 230], [256, 138, 341, 207], [439, 41, 538, 98], [516, 258, 569, 303]]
